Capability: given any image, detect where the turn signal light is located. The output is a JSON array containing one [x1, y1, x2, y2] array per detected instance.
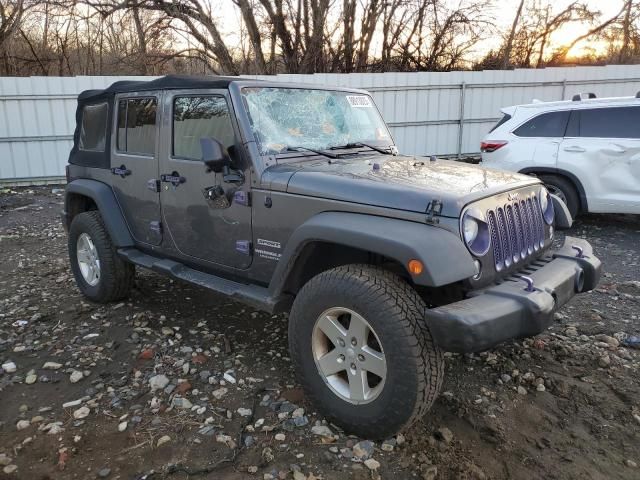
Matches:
[[408, 259, 424, 276], [480, 141, 508, 153]]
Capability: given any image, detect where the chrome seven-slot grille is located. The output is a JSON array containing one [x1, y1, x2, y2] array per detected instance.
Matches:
[[487, 194, 546, 271]]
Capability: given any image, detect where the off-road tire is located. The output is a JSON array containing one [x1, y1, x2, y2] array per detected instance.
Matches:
[[68, 211, 134, 303], [288, 264, 444, 439], [539, 174, 580, 218]]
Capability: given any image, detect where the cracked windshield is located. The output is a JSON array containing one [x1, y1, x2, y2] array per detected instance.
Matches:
[[241, 87, 393, 155]]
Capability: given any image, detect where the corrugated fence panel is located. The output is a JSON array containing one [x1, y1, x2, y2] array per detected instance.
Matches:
[[3, 66, 640, 183]]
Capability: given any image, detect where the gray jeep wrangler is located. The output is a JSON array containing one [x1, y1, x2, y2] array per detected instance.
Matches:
[[63, 75, 601, 439]]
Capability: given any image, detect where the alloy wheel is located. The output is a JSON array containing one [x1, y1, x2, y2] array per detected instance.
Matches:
[[311, 307, 386, 404]]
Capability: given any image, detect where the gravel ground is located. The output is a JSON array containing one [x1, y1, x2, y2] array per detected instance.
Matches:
[[0, 186, 639, 480]]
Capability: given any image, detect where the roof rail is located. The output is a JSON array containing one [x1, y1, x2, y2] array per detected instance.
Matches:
[[572, 92, 597, 101]]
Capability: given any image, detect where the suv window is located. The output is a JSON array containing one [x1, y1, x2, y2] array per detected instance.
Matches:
[[79, 103, 108, 151], [573, 106, 640, 138], [117, 98, 157, 156], [173, 96, 235, 160], [513, 111, 569, 137]]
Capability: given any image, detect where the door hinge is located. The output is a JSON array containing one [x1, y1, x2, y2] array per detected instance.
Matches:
[[235, 240, 252, 255], [147, 179, 161, 193], [149, 221, 162, 234], [233, 190, 251, 206]]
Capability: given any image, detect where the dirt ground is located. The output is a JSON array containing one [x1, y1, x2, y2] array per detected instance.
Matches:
[[0, 186, 639, 480]]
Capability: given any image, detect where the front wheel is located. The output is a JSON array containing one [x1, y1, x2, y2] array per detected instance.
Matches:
[[288, 265, 444, 439], [539, 175, 580, 219]]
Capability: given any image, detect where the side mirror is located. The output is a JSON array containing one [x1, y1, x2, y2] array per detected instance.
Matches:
[[201, 138, 230, 173]]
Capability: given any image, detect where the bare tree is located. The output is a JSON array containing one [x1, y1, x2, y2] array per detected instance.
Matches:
[[502, 0, 525, 68], [0, 0, 25, 73], [2, 0, 640, 77]]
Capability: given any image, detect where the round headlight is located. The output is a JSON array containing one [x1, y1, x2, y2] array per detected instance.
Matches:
[[462, 210, 491, 256], [463, 216, 479, 245]]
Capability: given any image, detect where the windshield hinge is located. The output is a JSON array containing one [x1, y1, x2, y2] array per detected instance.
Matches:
[[426, 199, 443, 224]]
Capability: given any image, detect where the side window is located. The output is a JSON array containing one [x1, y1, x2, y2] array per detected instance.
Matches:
[[489, 113, 511, 133], [79, 103, 108, 152], [577, 107, 640, 139], [116, 97, 157, 155], [173, 96, 235, 160], [513, 111, 569, 138], [565, 110, 579, 137]]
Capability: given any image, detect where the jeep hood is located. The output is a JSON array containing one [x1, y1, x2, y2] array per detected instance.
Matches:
[[265, 155, 540, 218]]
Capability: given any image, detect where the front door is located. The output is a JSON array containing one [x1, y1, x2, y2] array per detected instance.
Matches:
[[158, 90, 253, 269], [111, 92, 162, 245], [559, 106, 640, 214]]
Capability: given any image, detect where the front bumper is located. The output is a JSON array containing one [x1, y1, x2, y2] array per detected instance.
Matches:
[[426, 236, 601, 353]]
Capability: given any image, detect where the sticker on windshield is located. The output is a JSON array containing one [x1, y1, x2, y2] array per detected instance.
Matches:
[[347, 95, 372, 108]]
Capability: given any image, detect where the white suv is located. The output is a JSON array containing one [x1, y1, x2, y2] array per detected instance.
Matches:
[[480, 93, 640, 217]]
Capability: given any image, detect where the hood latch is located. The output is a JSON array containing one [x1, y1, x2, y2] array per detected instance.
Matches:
[[426, 199, 443, 224]]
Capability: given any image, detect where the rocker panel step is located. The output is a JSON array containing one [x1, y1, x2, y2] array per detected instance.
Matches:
[[118, 248, 287, 313]]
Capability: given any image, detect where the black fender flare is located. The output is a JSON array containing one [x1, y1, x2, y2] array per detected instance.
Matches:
[[268, 212, 476, 296], [64, 179, 134, 247], [518, 167, 588, 212]]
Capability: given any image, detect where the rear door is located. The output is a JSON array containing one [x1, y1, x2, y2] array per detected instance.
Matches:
[[559, 106, 640, 213], [511, 110, 569, 168], [111, 93, 162, 245], [158, 89, 253, 269]]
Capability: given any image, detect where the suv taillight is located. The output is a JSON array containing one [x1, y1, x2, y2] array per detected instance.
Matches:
[[481, 141, 508, 153]]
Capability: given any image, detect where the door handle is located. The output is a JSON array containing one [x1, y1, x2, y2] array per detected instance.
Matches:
[[563, 146, 586, 153], [160, 172, 186, 188], [111, 164, 132, 178], [608, 144, 626, 154]]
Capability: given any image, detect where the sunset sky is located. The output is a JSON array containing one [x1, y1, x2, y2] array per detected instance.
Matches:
[[490, 0, 622, 57], [211, 0, 624, 61]]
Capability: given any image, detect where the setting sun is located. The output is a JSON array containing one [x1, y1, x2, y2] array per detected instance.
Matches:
[[550, 23, 610, 58]]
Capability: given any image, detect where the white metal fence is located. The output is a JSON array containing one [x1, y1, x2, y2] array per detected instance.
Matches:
[[3, 65, 640, 184]]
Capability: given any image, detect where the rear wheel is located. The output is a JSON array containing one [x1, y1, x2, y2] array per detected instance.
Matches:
[[68, 211, 134, 303], [539, 175, 580, 218], [288, 264, 444, 439]]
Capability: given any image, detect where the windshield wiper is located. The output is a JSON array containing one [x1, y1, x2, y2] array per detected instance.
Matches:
[[285, 146, 339, 159], [329, 142, 394, 155]]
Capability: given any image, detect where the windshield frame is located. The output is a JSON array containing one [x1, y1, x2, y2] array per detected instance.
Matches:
[[237, 84, 395, 162]]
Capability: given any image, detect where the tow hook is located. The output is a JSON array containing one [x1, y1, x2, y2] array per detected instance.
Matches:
[[571, 245, 586, 258], [520, 275, 535, 292]]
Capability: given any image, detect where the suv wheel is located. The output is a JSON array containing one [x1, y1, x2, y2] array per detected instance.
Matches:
[[68, 211, 135, 303], [539, 175, 580, 218], [289, 264, 444, 439]]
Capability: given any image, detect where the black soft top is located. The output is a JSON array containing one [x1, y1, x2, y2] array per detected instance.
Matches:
[[70, 75, 243, 169], [78, 74, 241, 103]]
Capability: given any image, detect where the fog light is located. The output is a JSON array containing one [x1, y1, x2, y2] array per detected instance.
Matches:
[[408, 259, 424, 276], [549, 225, 554, 239], [473, 259, 482, 280]]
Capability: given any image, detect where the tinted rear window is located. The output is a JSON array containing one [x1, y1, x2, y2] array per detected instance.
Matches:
[[79, 103, 108, 152], [575, 106, 640, 138], [489, 113, 511, 133], [117, 98, 157, 155], [513, 111, 569, 137]]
